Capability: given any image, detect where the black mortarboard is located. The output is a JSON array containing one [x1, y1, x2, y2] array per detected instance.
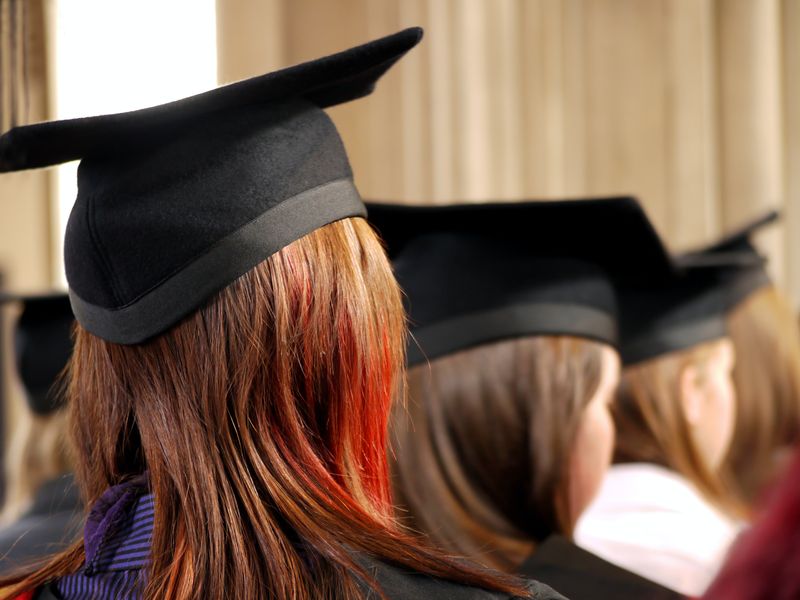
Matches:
[[618, 266, 736, 365], [674, 210, 778, 312], [0, 293, 73, 415], [0, 28, 423, 344], [367, 197, 676, 366]]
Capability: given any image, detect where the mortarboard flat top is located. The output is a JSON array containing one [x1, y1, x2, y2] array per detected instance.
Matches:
[[367, 197, 677, 366], [0, 28, 423, 345], [0, 292, 74, 415], [674, 210, 778, 313], [682, 210, 779, 257]]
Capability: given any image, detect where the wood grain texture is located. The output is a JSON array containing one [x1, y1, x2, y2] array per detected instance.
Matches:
[[214, 1, 800, 304], [0, 0, 56, 513], [782, 0, 800, 302]]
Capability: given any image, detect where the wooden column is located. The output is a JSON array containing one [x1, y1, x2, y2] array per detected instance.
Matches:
[[716, 0, 785, 282], [783, 0, 800, 303], [0, 0, 55, 514]]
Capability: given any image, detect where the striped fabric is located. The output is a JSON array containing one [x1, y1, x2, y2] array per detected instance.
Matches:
[[53, 491, 153, 599]]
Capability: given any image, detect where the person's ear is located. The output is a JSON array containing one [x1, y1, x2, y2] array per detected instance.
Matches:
[[680, 364, 704, 427]]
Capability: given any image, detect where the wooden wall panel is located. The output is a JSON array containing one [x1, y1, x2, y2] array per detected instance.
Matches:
[[664, 0, 719, 248], [717, 0, 785, 282], [214, 0, 799, 303], [216, 0, 285, 83], [0, 0, 55, 515], [396, 0, 431, 201], [426, 0, 456, 201], [783, 0, 800, 302]]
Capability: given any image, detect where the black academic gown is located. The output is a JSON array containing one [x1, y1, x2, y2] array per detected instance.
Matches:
[[519, 536, 684, 600], [29, 556, 568, 600], [362, 557, 568, 600], [0, 473, 82, 574]]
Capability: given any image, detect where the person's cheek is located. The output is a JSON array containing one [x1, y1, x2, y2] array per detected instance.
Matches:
[[598, 404, 616, 475], [585, 403, 615, 504]]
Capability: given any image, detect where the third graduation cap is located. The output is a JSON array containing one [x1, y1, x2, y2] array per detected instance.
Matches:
[[618, 211, 780, 366], [367, 198, 676, 366], [0, 28, 423, 344], [675, 210, 779, 312], [618, 265, 740, 366]]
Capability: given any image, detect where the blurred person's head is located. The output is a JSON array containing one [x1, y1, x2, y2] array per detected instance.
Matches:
[[0, 294, 74, 524], [370, 198, 676, 572], [393, 336, 619, 571], [614, 338, 737, 507], [609, 242, 767, 515], [677, 211, 797, 509]]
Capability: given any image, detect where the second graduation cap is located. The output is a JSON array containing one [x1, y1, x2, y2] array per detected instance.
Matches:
[[0, 28, 423, 345], [0, 293, 74, 415], [367, 197, 676, 366]]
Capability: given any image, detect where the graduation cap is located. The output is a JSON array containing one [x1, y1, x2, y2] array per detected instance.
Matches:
[[673, 210, 778, 313], [0, 28, 423, 344], [367, 197, 677, 366], [618, 265, 739, 366], [618, 211, 780, 365], [0, 292, 74, 415]]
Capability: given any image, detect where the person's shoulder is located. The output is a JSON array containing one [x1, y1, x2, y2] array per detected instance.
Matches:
[[358, 556, 567, 600], [521, 536, 684, 600]]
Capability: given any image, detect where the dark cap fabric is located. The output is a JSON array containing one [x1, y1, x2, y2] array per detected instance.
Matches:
[[618, 266, 735, 366], [0, 28, 423, 344], [674, 210, 778, 312], [367, 197, 676, 366], [681, 210, 779, 258], [0, 292, 73, 415]]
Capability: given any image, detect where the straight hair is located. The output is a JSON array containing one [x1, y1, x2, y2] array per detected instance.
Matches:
[[613, 339, 739, 515], [391, 336, 606, 572], [722, 287, 800, 507], [1, 218, 528, 599]]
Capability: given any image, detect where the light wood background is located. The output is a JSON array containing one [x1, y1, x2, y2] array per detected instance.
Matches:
[[217, 0, 800, 302], [0, 0, 55, 510]]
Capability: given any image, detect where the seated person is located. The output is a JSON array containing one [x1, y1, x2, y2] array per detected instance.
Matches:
[[375, 198, 684, 599], [0, 293, 80, 574], [576, 256, 749, 596], [0, 29, 560, 599], [679, 211, 800, 510]]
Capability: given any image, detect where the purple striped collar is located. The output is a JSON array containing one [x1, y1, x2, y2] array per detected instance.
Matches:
[[83, 476, 153, 574]]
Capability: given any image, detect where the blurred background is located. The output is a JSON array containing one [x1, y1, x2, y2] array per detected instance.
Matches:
[[0, 0, 798, 505]]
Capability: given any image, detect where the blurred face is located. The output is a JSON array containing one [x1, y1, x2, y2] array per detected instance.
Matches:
[[567, 345, 620, 523], [686, 339, 737, 470]]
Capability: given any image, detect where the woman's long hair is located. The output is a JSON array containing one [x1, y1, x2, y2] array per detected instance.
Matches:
[[390, 336, 606, 572], [613, 340, 739, 514], [722, 287, 800, 508], [1, 218, 528, 599]]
